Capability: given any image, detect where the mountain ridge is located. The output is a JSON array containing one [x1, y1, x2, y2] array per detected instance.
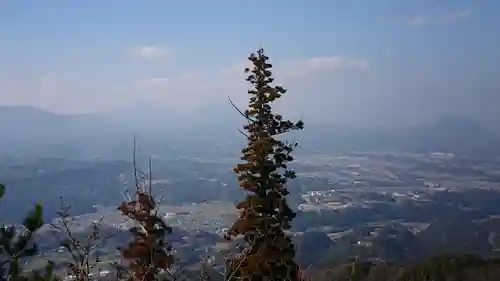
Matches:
[[1, 105, 498, 159]]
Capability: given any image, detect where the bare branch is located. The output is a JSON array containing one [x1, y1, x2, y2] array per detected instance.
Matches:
[[50, 197, 125, 281], [228, 97, 252, 122], [148, 156, 153, 196], [133, 135, 140, 192], [236, 128, 250, 138]]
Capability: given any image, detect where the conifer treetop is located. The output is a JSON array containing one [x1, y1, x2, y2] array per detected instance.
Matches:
[[226, 48, 304, 281]]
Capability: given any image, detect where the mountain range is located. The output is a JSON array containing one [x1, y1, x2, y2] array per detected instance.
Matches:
[[0, 105, 499, 159]]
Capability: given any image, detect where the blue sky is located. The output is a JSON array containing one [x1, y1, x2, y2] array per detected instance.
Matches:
[[0, 0, 499, 128]]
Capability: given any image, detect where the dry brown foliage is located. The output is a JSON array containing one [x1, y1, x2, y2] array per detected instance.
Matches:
[[225, 48, 304, 281], [117, 140, 175, 281]]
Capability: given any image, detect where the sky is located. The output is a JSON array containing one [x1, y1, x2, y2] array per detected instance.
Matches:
[[0, 0, 499, 129]]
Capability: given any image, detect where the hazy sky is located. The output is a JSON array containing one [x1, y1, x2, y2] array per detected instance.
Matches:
[[0, 0, 499, 128]]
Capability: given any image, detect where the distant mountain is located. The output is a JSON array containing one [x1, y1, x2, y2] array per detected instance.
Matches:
[[0, 105, 241, 160], [0, 106, 70, 129], [1, 106, 498, 159], [0, 105, 106, 133], [398, 116, 500, 157], [301, 116, 500, 158], [0, 106, 119, 159]]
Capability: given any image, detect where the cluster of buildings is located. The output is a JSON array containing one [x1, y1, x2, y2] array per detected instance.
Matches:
[[298, 190, 358, 212]]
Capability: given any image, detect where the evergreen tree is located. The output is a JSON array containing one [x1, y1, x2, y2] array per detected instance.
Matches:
[[0, 184, 56, 281], [226, 48, 304, 281]]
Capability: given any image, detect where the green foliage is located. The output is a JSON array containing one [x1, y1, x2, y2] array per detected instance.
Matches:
[[308, 255, 500, 281], [397, 255, 490, 281], [226, 48, 304, 281], [26, 261, 56, 281], [0, 184, 56, 281]]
